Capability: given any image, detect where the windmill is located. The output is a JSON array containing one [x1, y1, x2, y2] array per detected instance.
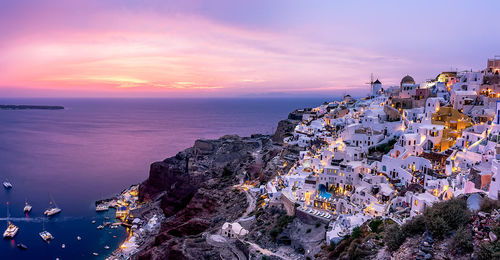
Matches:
[[365, 73, 374, 97]]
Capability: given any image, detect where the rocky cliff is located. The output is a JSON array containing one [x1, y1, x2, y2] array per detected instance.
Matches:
[[135, 117, 300, 259]]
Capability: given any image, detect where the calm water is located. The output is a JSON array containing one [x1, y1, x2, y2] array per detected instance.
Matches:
[[0, 98, 328, 259]]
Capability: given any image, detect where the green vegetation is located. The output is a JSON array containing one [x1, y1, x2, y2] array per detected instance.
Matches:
[[383, 198, 471, 252], [351, 226, 362, 239], [369, 138, 397, 154], [384, 224, 405, 251], [477, 242, 500, 260], [451, 226, 474, 253], [401, 214, 426, 237], [323, 219, 393, 259], [423, 198, 470, 239], [269, 214, 295, 240], [369, 219, 383, 233]]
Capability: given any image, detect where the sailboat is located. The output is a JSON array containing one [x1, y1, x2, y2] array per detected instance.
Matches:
[[39, 217, 53, 242], [3, 202, 19, 238], [44, 194, 61, 216], [24, 199, 32, 213]]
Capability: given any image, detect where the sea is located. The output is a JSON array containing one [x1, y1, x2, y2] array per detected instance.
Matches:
[[0, 97, 329, 260]]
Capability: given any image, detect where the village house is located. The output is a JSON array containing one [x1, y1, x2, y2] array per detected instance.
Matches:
[[221, 222, 248, 239]]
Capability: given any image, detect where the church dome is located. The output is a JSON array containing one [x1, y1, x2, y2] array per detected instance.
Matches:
[[401, 75, 415, 86]]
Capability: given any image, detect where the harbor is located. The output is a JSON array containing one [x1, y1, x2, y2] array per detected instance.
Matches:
[[0, 179, 129, 259], [95, 185, 165, 259]]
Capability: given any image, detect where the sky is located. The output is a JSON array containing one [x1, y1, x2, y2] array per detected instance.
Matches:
[[0, 0, 499, 98]]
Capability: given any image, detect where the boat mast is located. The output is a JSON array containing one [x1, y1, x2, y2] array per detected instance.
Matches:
[[6, 201, 10, 225], [49, 193, 58, 208]]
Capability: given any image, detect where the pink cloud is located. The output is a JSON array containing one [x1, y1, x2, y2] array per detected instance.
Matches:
[[0, 10, 410, 97]]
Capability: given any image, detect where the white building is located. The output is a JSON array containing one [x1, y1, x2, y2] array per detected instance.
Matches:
[[221, 222, 248, 238]]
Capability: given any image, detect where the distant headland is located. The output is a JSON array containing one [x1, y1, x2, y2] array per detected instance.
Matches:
[[0, 105, 64, 110]]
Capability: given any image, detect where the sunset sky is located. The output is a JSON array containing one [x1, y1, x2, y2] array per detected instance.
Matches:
[[1, 0, 499, 98]]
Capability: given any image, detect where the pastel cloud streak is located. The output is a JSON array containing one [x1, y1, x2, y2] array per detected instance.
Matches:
[[0, 0, 499, 97]]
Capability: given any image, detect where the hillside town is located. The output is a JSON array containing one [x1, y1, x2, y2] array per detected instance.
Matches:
[[255, 57, 500, 250], [106, 57, 500, 260]]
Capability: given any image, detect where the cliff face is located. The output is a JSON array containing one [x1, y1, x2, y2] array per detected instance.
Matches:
[[136, 136, 271, 259], [135, 119, 300, 259], [272, 119, 298, 144]]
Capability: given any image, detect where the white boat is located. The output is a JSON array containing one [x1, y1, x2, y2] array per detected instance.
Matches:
[[3, 222, 19, 238], [77, 236, 82, 240], [97, 225, 104, 230], [44, 207, 61, 216], [44, 195, 62, 216], [104, 245, 110, 250], [3, 203, 18, 238], [93, 252, 99, 256], [3, 181, 12, 189], [61, 244, 65, 249], [24, 201, 32, 213], [39, 231, 54, 242], [40, 217, 54, 242], [95, 204, 109, 212]]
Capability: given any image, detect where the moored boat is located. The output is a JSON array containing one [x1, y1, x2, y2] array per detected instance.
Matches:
[[17, 243, 28, 250], [40, 217, 53, 242], [39, 231, 54, 242], [44, 207, 61, 216], [44, 195, 61, 216], [3, 222, 19, 238], [3, 180, 12, 189], [95, 204, 109, 212], [3, 203, 18, 239], [24, 201, 32, 213]]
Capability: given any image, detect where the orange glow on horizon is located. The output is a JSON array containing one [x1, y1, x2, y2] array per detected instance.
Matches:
[[0, 10, 411, 97]]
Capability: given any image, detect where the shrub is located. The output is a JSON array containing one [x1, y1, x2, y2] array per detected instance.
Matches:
[[315, 222, 321, 228], [384, 224, 405, 251], [402, 215, 426, 237], [426, 216, 448, 239], [423, 198, 471, 238], [480, 197, 500, 213], [351, 226, 362, 239], [343, 239, 371, 259], [477, 241, 500, 260], [369, 219, 383, 233], [276, 214, 294, 229], [451, 226, 473, 254], [306, 228, 311, 233]]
